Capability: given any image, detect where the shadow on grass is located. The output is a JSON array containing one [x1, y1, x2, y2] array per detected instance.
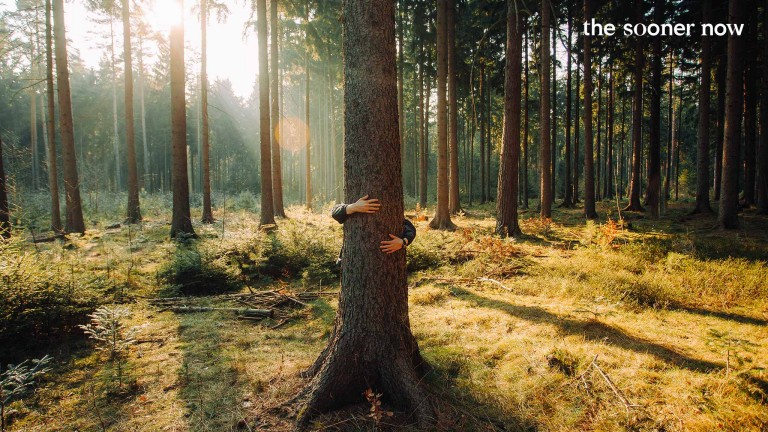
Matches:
[[451, 287, 724, 373], [676, 306, 768, 327], [176, 311, 250, 430], [156, 241, 240, 298]]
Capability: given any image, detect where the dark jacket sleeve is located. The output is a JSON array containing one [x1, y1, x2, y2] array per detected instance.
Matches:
[[401, 219, 416, 245], [331, 204, 349, 224]]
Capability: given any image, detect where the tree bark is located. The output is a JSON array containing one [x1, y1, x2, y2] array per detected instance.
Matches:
[[606, 68, 614, 200], [419, 41, 427, 207], [574, 50, 580, 204], [305, 6, 312, 211], [45, 0, 61, 232], [540, 0, 552, 218], [743, 14, 757, 208], [447, 0, 460, 214], [582, 0, 597, 219], [551, 18, 557, 203], [663, 51, 673, 203], [624, 0, 645, 212], [496, 1, 523, 237], [430, 0, 455, 230], [257, 0, 275, 226], [718, 0, 745, 229], [169, 0, 195, 238], [479, 62, 486, 204], [53, 0, 85, 234], [522, 29, 530, 209], [693, 0, 713, 214], [200, 0, 214, 222], [714, 55, 726, 201], [596, 65, 602, 200], [562, 7, 573, 207], [295, 1, 433, 428], [270, 0, 286, 218], [123, 0, 141, 223]]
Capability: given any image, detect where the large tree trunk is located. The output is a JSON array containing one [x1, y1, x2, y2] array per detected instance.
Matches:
[[496, 1, 523, 237], [270, 0, 286, 217], [624, 0, 645, 212], [295, 1, 433, 428], [693, 0, 713, 214], [430, 0, 455, 230], [743, 12, 758, 208], [53, 0, 85, 234], [540, 0, 552, 218], [200, 0, 214, 223], [169, 0, 195, 238], [45, 0, 61, 232], [0, 136, 9, 238], [758, 0, 768, 214], [447, 0, 460, 214], [582, 0, 597, 219], [257, 0, 275, 226], [123, 0, 141, 223], [562, 7, 573, 207], [551, 19, 557, 203], [646, 0, 663, 218], [718, 0, 745, 229]]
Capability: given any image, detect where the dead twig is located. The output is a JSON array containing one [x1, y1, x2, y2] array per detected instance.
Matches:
[[476, 277, 513, 292]]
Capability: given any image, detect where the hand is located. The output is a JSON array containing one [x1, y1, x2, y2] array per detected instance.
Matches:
[[347, 195, 381, 214], [380, 234, 404, 254]]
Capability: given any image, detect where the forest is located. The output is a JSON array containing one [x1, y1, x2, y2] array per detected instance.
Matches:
[[0, 0, 767, 430]]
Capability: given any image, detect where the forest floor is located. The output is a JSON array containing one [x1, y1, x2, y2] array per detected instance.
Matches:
[[2, 194, 767, 432]]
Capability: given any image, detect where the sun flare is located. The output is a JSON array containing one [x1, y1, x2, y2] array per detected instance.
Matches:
[[145, 0, 183, 33]]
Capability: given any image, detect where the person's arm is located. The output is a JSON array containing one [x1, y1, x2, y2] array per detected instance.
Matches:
[[331, 195, 381, 224], [380, 219, 416, 254]]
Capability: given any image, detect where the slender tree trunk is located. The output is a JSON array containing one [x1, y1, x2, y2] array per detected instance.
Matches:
[[693, 0, 713, 214], [419, 42, 427, 208], [620, 89, 627, 199], [480, 62, 486, 204], [522, 29, 530, 209], [199, 0, 213, 222], [757, 0, 768, 214], [574, 53, 580, 204], [138, 34, 150, 191], [743, 19, 757, 208], [718, 0, 745, 229], [663, 51, 673, 202], [675, 84, 682, 200], [496, 1, 523, 237], [714, 56, 726, 201], [430, 0, 455, 229], [169, 0, 195, 238], [486, 66, 492, 201], [551, 18, 557, 203], [596, 65, 602, 200], [305, 10, 312, 211], [54, 0, 85, 234], [562, 8, 573, 207], [646, 0, 662, 218], [582, 0, 597, 218], [296, 1, 433, 427], [109, 19, 122, 192], [0, 136, 9, 238], [606, 68, 614, 200], [624, 0, 645, 212], [30, 89, 39, 190], [123, 0, 141, 223], [447, 0, 460, 214], [270, 0, 286, 217], [422, 53, 432, 208], [257, 0, 275, 226], [44, 0, 61, 232], [540, 0, 552, 218]]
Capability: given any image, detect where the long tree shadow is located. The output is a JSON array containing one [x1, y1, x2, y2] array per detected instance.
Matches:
[[451, 287, 724, 373], [675, 306, 768, 327]]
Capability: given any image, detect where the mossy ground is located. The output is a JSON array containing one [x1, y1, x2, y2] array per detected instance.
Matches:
[[2, 194, 767, 431]]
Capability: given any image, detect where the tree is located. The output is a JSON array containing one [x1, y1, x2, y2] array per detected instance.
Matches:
[[304, 3, 312, 210], [430, 0, 455, 230], [294, 0, 432, 428], [200, 0, 213, 223], [623, 0, 644, 212], [45, 0, 61, 232], [561, 4, 573, 207], [53, 0, 86, 234], [540, 0, 552, 218], [257, 0, 275, 227], [718, 0, 745, 229], [169, 0, 195, 238], [646, 0, 663, 218], [123, 0, 141, 223], [447, 0, 460, 214], [496, 0, 523, 238], [0, 136, 9, 238], [692, 0, 713, 214], [270, 0, 286, 218], [758, 0, 768, 215], [582, 0, 597, 219]]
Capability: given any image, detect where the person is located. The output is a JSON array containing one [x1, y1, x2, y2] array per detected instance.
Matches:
[[331, 195, 416, 263]]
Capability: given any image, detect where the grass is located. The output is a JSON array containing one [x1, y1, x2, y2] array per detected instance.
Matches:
[[1, 194, 767, 431]]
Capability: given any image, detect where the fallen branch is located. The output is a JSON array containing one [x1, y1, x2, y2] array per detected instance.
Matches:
[[591, 356, 639, 412], [163, 306, 273, 318], [477, 277, 513, 292]]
